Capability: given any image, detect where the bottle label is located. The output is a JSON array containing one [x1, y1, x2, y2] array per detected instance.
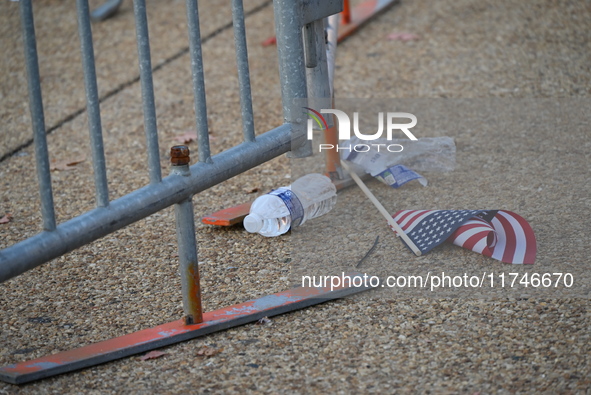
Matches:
[[269, 189, 304, 227]]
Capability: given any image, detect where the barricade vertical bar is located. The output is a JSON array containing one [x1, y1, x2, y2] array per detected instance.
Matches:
[[232, 0, 256, 143], [175, 198, 203, 324], [19, 0, 56, 231], [305, 18, 342, 179], [185, 0, 212, 163], [303, 22, 318, 69], [273, 0, 312, 157], [76, 0, 110, 207], [305, 19, 332, 116], [133, 0, 162, 183], [326, 14, 339, 97], [170, 146, 203, 325]]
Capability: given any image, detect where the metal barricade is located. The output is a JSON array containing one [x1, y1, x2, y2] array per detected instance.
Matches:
[[0, 0, 370, 384], [0, 0, 342, 283]]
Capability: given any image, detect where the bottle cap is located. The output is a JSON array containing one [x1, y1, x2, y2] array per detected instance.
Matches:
[[243, 213, 263, 233]]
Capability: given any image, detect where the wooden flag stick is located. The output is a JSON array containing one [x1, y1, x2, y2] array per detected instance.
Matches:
[[340, 160, 422, 256]]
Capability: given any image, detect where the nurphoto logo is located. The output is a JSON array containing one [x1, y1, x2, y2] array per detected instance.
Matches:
[[303, 107, 418, 152]]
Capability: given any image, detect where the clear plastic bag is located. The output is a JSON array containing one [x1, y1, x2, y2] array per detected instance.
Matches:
[[340, 136, 456, 176]]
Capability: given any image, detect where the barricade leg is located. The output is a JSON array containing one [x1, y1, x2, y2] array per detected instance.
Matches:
[[171, 146, 203, 325]]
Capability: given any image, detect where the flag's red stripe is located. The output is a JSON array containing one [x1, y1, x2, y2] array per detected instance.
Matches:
[[449, 220, 490, 239], [490, 216, 507, 261], [398, 210, 430, 231], [498, 211, 531, 264], [393, 210, 418, 224], [462, 230, 492, 251], [503, 210, 537, 264], [392, 210, 418, 235], [481, 244, 493, 257], [449, 219, 491, 244], [496, 213, 517, 263]]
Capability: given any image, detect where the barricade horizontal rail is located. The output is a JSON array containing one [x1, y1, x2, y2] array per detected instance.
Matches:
[[0, 124, 298, 283]]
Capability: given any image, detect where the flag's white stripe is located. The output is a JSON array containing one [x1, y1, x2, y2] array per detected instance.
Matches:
[[396, 210, 429, 229], [471, 237, 489, 254], [490, 216, 507, 261], [393, 210, 411, 222], [404, 210, 441, 234], [497, 210, 527, 264], [394, 210, 424, 229]]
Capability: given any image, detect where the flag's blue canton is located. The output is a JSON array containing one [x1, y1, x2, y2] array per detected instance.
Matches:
[[405, 210, 484, 254]]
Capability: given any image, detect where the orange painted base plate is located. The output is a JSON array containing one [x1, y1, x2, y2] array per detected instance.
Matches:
[[201, 201, 252, 226], [0, 272, 374, 384]]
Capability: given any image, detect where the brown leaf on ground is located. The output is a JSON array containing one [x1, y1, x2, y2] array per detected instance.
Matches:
[[173, 131, 198, 144], [196, 346, 223, 357], [256, 316, 272, 325], [50, 156, 86, 172], [173, 131, 216, 144], [243, 186, 260, 194], [387, 32, 420, 42], [140, 350, 168, 361], [0, 213, 13, 224]]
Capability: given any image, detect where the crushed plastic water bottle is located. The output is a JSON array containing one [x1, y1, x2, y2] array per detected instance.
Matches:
[[243, 174, 337, 237]]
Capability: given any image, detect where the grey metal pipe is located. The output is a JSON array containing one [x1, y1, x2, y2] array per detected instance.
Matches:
[[169, 147, 203, 325], [273, 0, 312, 158], [232, 0, 256, 143], [305, 18, 333, 126], [0, 124, 300, 283], [175, 197, 202, 324], [76, 0, 110, 207], [19, 0, 57, 232], [326, 14, 339, 97], [303, 22, 318, 69], [133, 0, 162, 183], [185, 0, 212, 163]]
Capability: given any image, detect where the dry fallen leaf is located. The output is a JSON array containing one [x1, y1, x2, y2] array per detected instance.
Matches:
[[0, 213, 13, 224], [173, 130, 216, 144], [50, 156, 86, 172], [256, 316, 272, 326], [196, 346, 223, 357], [243, 186, 260, 194], [140, 350, 168, 361], [387, 32, 420, 42], [173, 131, 198, 144]]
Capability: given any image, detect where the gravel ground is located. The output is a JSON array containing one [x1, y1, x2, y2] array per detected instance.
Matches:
[[1, 0, 590, 393]]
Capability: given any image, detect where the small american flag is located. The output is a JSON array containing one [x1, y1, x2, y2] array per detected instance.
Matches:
[[392, 210, 537, 264]]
